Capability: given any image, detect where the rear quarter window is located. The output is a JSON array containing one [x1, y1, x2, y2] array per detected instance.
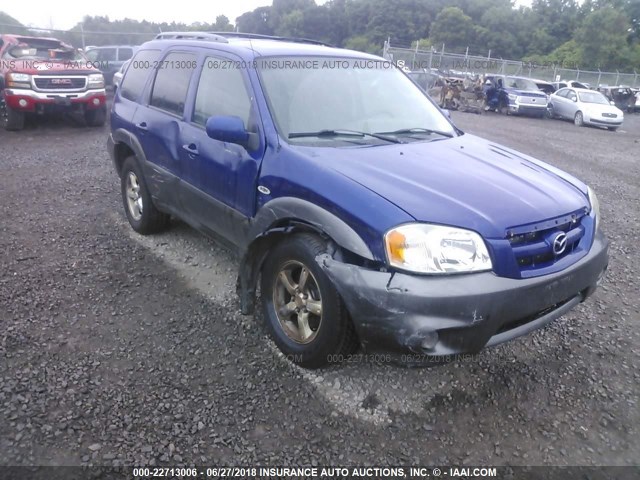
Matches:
[[120, 49, 160, 102]]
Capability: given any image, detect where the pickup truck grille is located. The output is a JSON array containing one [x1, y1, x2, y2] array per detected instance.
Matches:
[[33, 76, 87, 91], [508, 213, 587, 273]]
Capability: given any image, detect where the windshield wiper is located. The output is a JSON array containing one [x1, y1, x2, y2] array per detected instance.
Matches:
[[378, 127, 454, 138], [288, 129, 401, 144]]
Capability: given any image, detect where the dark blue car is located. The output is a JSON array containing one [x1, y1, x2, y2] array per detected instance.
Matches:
[[108, 32, 608, 368]]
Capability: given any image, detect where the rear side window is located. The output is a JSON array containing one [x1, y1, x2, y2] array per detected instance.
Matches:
[[150, 52, 197, 117], [118, 48, 134, 61], [120, 49, 160, 102], [192, 58, 252, 127]]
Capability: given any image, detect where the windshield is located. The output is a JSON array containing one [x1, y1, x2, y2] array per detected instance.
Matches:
[[7, 43, 84, 62], [578, 91, 610, 105], [504, 77, 538, 91], [257, 56, 456, 145]]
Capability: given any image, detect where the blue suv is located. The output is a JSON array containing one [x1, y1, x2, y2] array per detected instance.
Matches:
[[108, 32, 609, 368]]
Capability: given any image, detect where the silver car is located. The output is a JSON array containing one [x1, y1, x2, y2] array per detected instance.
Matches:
[[548, 88, 623, 131]]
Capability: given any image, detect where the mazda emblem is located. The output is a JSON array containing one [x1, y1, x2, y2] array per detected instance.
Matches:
[[552, 232, 568, 255]]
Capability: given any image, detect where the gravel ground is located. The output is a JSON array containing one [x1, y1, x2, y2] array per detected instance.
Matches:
[[0, 108, 638, 468]]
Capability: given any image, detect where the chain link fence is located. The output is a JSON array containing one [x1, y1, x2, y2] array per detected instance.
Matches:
[[383, 42, 639, 88]]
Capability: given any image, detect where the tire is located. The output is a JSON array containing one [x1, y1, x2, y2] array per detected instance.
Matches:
[[260, 233, 358, 369], [120, 157, 170, 234], [0, 97, 25, 131], [546, 104, 555, 119], [85, 106, 106, 127], [574, 111, 584, 127]]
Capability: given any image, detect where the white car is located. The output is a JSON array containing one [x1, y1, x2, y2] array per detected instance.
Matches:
[[548, 87, 623, 131], [112, 60, 130, 93]]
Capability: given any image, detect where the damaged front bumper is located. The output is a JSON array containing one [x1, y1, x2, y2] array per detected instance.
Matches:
[[319, 231, 608, 361]]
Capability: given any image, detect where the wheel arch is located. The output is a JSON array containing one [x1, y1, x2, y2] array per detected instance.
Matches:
[[111, 128, 147, 177], [237, 197, 375, 315]]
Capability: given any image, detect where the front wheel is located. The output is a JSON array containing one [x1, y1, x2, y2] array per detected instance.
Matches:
[[574, 111, 584, 127], [260, 234, 358, 368], [0, 97, 25, 131], [85, 106, 106, 127]]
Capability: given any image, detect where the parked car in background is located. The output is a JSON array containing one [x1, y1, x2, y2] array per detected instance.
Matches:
[[548, 87, 623, 130], [484, 75, 548, 117], [532, 79, 555, 97], [0, 34, 107, 130], [632, 88, 640, 112], [112, 60, 130, 93], [108, 32, 608, 368], [85, 45, 137, 85], [597, 85, 636, 112], [553, 80, 590, 91]]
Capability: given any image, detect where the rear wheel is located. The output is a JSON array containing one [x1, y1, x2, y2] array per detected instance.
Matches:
[[260, 234, 358, 369], [120, 157, 170, 234], [574, 111, 584, 127], [0, 97, 25, 131]]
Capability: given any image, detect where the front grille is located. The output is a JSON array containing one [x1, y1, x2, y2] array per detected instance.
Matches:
[[518, 96, 545, 105], [508, 213, 586, 272], [34, 76, 86, 91], [602, 112, 617, 118]]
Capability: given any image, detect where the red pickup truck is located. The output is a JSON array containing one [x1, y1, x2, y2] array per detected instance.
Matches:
[[0, 34, 107, 131]]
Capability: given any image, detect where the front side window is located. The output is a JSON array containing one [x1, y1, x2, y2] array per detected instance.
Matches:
[[120, 49, 160, 102], [150, 52, 196, 116], [258, 56, 455, 145], [192, 58, 252, 127]]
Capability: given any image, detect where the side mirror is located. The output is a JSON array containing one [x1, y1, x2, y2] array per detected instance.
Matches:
[[441, 108, 451, 119], [205, 115, 259, 150]]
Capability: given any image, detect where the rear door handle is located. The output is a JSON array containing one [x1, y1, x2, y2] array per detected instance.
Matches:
[[182, 143, 199, 155], [136, 122, 148, 131]]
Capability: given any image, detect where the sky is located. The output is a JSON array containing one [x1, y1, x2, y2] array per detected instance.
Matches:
[[3, 0, 532, 31], [2, 0, 275, 30]]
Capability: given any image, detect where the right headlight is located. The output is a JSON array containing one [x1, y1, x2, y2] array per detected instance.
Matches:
[[384, 223, 493, 274], [587, 186, 600, 231]]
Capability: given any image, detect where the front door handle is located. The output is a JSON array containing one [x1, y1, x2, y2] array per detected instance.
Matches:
[[182, 143, 199, 155], [136, 121, 148, 131]]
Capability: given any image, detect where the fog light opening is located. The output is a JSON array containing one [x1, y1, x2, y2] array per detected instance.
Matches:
[[18, 99, 28, 107], [420, 331, 439, 351], [93, 98, 101, 106]]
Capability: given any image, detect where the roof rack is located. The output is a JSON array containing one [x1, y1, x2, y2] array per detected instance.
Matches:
[[154, 32, 228, 43], [210, 32, 333, 47], [153, 31, 332, 47]]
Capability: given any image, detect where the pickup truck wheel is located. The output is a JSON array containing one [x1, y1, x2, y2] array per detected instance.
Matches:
[[261, 234, 358, 369], [120, 157, 169, 234], [85, 106, 106, 127], [574, 111, 584, 127], [0, 98, 25, 131]]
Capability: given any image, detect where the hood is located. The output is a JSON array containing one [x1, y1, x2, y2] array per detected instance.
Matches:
[[506, 88, 547, 98], [582, 102, 623, 116], [295, 134, 589, 239]]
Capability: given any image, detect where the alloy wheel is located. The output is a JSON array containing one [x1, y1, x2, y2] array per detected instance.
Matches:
[[125, 171, 143, 221], [272, 260, 323, 344]]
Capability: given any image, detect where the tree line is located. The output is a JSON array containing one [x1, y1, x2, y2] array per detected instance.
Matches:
[[2, 0, 639, 71]]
